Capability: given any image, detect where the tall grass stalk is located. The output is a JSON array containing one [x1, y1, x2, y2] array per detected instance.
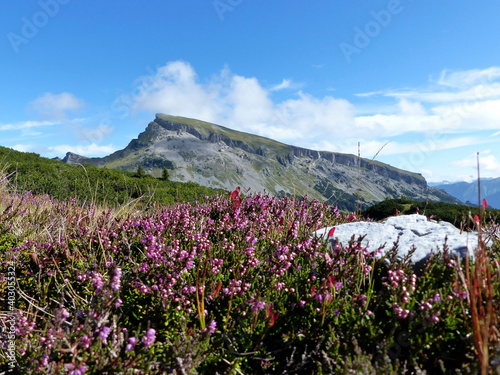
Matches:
[[465, 152, 497, 374], [0, 163, 16, 193]]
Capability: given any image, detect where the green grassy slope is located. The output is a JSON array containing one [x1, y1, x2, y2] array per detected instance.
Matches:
[[0, 146, 219, 206]]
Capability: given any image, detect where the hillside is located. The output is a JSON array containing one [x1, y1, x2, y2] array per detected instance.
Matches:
[[62, 114, 461, 211], [0, 146, 218, 206]]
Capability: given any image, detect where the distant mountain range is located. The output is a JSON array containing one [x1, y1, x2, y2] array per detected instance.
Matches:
[[430, 178, 500, 209], [62, 113, 461, 211]]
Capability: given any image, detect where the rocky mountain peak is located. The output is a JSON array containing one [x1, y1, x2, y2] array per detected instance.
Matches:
[[62, 113, 461, 211], [62, 152, 89, 164]]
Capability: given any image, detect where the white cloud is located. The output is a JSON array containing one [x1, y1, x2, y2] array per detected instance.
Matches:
[[386, 84, 500, 104], [226, 74, 274, 132], [313, 135, 485, 160], [270, 79, 292, 91], [0, 120, 58, 131], [10, 144, 34, 153], [438, 67, 500, 88], [76, 123, 114, 143], [355, 90, 384, 98], [131, 61, 223, 123], [452, 152, 500, 172], [130, 61, 356, 144], [269, 79, 303, 92], [29, 92, 84, 121], [48, 143, 115, 157], [358, 67, 500, 105], [431, 99, 500, 131]]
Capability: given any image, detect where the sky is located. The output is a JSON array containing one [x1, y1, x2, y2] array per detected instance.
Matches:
[[1, 0, 500, 183]]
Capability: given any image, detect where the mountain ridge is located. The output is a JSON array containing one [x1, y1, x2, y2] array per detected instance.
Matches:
[[62, 113, 461, 210], [433, 178, 500, 209]]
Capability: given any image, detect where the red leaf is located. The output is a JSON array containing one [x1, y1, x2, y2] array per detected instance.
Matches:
[[327, 275, 336, 288], [262, 205, 269, 210], [311, 284, 315, 296], [229, 186, 241, 200], [211, 281, 222, 299], [233, 198, 241, 210], [229, 187, 242, 210], [483, 199, 488, 210], [268, 312, 279, 328], [266, 303, 279, 327], [328, 227, 336, 237]]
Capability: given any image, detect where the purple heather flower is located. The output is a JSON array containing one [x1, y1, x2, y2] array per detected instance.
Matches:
[[315, 294, 323, 303], [208, 320, 217, 333], [57, 308, 70, 321], [335, 282, 343, 292], [79, 335, 90, 349], [99, 327, 111, 342], [40, 354, 49, 367], [126, 337, 136, 352], [91, 272, 104, 291], [324, 293, 333, 303], [142, 328, 156, 349], [110, 267, 122, 291], [203, 320, 217, 334], [251, 300, 266, 312], [65, 364, 87, 375], [420, 302, 433, 311]]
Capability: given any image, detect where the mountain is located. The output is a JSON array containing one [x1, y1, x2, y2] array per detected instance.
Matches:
[[432, 178, 500, 209], [62, 114, 461, 211]]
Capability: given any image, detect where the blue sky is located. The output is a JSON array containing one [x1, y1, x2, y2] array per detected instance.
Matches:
[[1, 0, 500, 183]]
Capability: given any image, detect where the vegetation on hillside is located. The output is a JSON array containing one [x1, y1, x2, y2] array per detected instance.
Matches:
[[0, 146, 219, 207]]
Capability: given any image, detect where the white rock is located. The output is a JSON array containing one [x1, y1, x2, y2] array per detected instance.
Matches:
[[314, 214, 482, 264]]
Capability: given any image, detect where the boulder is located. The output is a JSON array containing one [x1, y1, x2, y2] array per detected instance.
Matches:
[[314, 214, 483, 264]]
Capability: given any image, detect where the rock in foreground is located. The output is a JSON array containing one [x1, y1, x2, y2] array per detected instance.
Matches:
[[314, 214, 482, 264]]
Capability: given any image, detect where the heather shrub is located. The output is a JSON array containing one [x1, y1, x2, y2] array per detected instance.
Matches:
[[0, 189, 499, 374]]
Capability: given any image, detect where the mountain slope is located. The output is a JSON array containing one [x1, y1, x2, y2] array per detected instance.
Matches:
[[0, 145, 218, 206], [63, 114, 461, 210], [433, 178, 500, 209]]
